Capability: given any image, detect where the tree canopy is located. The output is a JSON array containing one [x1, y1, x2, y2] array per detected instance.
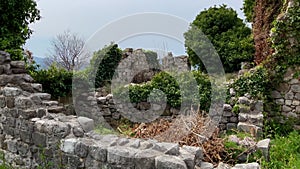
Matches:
[[0, 0, 40, 60], [184, 5, 254, 73]]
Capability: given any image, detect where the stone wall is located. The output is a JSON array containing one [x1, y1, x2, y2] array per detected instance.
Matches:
[[218, 84, 264, 138], [113, 49, 190, 86], [271, 67, 300, 120], [0, 51, 205, 169]]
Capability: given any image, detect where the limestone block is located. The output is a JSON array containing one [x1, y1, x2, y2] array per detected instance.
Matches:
[[291, 84, 300, 93], [155, 155, 187, 169], [156, 142, 180, 155], [61, 138, 77, 154], [271, 91, 282, 99], [232, 162, 260, 169], [3, 87, 22, 97], [238, 96, 250, 105], [134, 149, 162, 169], [107, 147, 138, 165], [256, 139, 270, 161], [77, 116, 94, 132], [199, 162, 214, 169]]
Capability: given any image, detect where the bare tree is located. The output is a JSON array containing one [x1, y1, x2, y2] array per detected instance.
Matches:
[[46, 30, 88, 71]]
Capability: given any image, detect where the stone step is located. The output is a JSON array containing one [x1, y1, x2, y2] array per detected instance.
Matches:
[[31, 93, 51, 100]]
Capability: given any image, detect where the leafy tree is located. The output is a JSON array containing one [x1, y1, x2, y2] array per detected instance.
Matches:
[[89, 44, 122, 88], [0, 0, 40, 60], [242, 0, 255, 22], [184, 5, 254, 73], [46, 30, 88, 71]]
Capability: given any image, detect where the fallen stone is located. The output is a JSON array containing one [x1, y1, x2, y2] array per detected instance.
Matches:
[[232, 162, 260, 169], [77, 116, 94, 132]]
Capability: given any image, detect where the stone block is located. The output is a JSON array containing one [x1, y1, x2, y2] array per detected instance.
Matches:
[[238, 96, 250, 105], [134, 149, 162, 169], [155, 155, 187, 169], [0, 96, 5, 108], [5, 97, 14, 108], [291, 84, 300, 93], [77, 116, 94, 132], [107, 147, 138, 165], [10, 61, 25, 69], [271, 91, 282, 99], [275, 99, 285, 105], [74, 141, 89, 158], [292, 100, 300, 106], [32, 132, 47, 147], [61, 138, 77, 154], [89, 144, 107, 162], [256, 139, 270, 161], [282, 105, 292, 112], [199, 162, 214, 169], [227, 123, 237, 130], [20, 130, 32, 143], [295, 93, 300, 100], [285, 100, 292, 106], [156, 142, 180, 155], [232, 162, 260, 169], [3, 87, 22, 97], [285, 92, 294, 100]]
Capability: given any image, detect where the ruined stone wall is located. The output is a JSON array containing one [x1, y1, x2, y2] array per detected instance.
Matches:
[[271, 67, 300, 120], [113, 49, 190, 85], [0, 51, 204, 169]]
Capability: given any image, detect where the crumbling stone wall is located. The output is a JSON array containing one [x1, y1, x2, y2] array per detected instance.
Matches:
[[271, 67, 300, 120], [0, 51, 204, 169]]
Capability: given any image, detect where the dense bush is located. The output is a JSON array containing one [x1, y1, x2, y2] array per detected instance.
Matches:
[[184, 5, 254, 73], [114, 70, 212, 112], [231, 66, 271, 99], [89, 44, 122, 88], [30, 64, 73, 99]]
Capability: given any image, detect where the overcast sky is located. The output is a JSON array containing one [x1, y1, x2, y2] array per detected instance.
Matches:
[[25, 0, 245, 57]]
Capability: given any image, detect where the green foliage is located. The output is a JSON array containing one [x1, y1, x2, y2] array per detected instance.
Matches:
[[231, 66, 271, 99], [0, 0, 40, 56], [89, 44, 122, 88], [94, 124, 118, 135], [114, 70, 211, 112], [30, 64, 73, 99], [224, 139, 263, 164], [262, 131, 300, 169], [264, 117, 296, 138], [184, 5, 254, 73], [268, 0, 300, 80], [242, 0, 255, 22]]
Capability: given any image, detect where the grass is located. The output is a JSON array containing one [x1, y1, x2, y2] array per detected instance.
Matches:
[[261, 131, 300, 169]]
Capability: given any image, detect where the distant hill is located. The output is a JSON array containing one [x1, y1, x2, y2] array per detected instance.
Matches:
[[34, 56, 48, 70]]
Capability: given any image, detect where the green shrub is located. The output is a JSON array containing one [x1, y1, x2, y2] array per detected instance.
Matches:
[[231, 66, 271, 99], [262, 131, 300, 169], [30, 64, 73, 99], [114, 70, 212, 112]]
